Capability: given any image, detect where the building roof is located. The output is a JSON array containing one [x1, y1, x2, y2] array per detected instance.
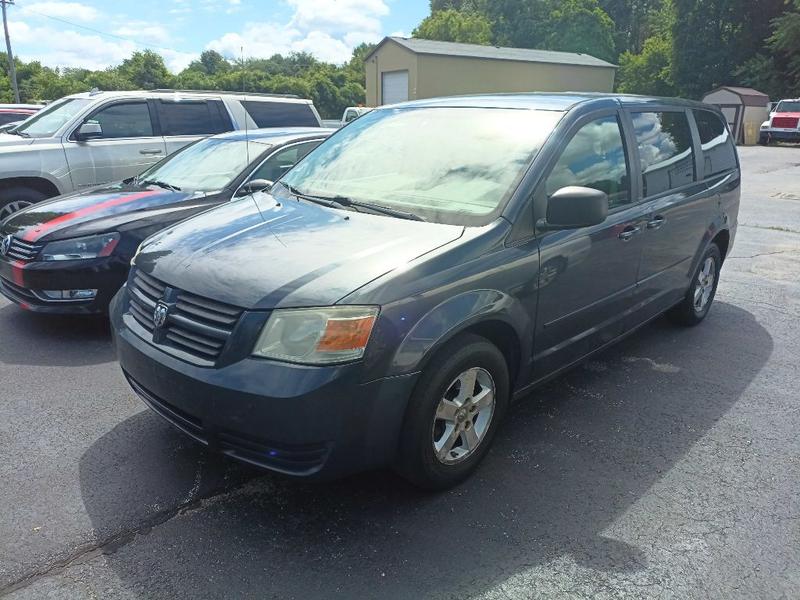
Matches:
[[366, 37, 617, 69], [703, 86, 770, 107]]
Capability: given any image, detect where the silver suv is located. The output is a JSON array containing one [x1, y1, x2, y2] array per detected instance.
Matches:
[[0, 89, 322, 218]]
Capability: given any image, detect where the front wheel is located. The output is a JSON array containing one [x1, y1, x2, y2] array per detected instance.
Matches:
[[667, 243, 722, 326], [395, 333, 510, 490], [0, 186, 47, 220]]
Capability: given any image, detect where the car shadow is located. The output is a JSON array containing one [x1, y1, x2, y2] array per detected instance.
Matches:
[[78, 301, 772, 599], [0, 302, 114, 366]]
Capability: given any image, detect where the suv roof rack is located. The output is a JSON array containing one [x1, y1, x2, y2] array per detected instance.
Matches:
[[151, 89, 300, 99]]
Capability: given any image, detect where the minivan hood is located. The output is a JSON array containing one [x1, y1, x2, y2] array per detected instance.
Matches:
[[136, 194, 464, 309], [1, 185, 211, 242]]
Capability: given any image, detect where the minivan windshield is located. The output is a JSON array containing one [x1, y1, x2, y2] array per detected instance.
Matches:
[[14, 98, 92, 138], [775, 100, 800, 112], [135, 137, 269, 192], [280, 107, 563, 225]]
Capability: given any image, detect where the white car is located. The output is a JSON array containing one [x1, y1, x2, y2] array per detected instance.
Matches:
[[0, 90, 323, 217]]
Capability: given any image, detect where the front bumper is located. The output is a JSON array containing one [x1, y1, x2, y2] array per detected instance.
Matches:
[[111, 292, 419, 480], [0, 255, 129, 314]]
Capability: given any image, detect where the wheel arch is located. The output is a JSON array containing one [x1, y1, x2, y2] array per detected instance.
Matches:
[[0, 176, 62, 199], [387, 289, 530, 392]]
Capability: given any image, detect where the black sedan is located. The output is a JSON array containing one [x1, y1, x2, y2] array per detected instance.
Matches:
[[0, 127, 331, 314]]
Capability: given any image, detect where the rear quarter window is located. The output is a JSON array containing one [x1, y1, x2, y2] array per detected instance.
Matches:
[[632, 111, 695, 197], [242, 101, 319, 128], [156, 100, 231, 136], [693, 110, 737, 178]]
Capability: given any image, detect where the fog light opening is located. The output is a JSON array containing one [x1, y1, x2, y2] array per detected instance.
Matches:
[[40, 289, 98, 300]]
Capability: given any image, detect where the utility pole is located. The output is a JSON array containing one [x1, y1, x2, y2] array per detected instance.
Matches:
[[1, 0, 20, 103]]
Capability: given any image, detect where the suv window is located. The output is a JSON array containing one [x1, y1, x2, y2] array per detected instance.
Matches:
[[545, 115, 631, 210], [156, 100, 230, 136], [86, 102, 154, 139], [250, 141, 322, 182], [242, 101, 319, 128], [693, 110, 737, 177], [632, 111, 695, 197]]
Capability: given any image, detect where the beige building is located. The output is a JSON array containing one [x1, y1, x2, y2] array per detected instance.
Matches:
[[365, 37, 617, 107]]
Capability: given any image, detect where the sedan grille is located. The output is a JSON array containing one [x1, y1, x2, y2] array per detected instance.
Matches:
[[2, 237, 43, 262], [128, 269, 244, 364], [772, 116, 799, 129]]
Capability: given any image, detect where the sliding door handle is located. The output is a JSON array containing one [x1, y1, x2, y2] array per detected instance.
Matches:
[[618, 226, 640, 241], [647, 216, 666, 229]]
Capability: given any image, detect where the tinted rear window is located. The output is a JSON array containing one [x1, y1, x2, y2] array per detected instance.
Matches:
[[693, 110, 737, 178], [632, 111, 695, 197], [157, 100, 231, 136], [242, 100, 319, 128]]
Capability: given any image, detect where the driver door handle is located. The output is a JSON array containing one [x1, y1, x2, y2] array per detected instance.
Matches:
[[139, 149, 163, 155], [647, 215, 666, 229], [618, 226, 640, 241]]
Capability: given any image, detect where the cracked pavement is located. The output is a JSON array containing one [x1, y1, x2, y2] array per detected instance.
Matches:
[[1, 146, 799, 599]]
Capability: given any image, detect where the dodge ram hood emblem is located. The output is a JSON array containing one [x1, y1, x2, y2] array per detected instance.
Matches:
[[153, 301, 170, 328]]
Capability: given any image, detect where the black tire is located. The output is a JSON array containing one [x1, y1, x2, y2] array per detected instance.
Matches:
[[395, 332, 510, 490], [667, 243, 722, 326], [0, 186, 47, 220]]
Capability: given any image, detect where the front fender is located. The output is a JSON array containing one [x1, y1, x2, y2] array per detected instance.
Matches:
[[386, 288, 531, 378]]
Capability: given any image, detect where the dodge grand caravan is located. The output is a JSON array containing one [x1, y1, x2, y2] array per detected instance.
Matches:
[[111, 94, 740, 489]]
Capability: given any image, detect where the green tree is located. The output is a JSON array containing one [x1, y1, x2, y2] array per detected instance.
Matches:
[[767, 0, 800, 96], [617, 35, 676, 95], [543, 0, 616, 62], [118, 50, 173, 89], [413, 8, 493, 44]]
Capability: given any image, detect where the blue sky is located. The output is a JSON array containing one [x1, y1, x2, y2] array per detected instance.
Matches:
[[6, 0, 429, 71]]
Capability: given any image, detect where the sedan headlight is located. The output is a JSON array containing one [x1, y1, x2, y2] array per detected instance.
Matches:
[[41, 233, 120, 261], [253, 306, 379, 364]]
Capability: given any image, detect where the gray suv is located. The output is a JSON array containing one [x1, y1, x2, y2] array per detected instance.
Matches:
[[0, 89, 322, 218]]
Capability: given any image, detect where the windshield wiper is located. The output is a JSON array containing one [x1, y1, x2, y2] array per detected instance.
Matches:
[[278, 182, 425, 222], [141, 179, 181, 192]]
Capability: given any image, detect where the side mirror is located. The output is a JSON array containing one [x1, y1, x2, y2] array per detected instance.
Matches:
[[76, 121, 103, 141], [235, 179, 273, 197], [538, 186, 608, 230]]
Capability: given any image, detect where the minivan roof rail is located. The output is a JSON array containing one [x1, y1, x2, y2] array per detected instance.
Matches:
[[151, 89, 300, 99]]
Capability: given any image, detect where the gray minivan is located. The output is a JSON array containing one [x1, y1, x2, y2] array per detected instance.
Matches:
[[111, 93, 740, 489]]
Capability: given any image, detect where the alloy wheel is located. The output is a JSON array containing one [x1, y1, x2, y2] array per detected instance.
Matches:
[[0, 201, 33, 220], [694, 256, 716, 312], [432, 367, 496, 464]]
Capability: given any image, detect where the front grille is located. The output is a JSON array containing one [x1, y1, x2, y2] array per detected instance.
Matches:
[[128, 269, 243, 363], [3, 237, 43, 262], [772, 116, 799, 129]]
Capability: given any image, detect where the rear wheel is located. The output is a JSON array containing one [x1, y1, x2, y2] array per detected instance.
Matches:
[[395, 333, 510, 490], [0, 187, 47, 220], [667, 243, 721, 326]]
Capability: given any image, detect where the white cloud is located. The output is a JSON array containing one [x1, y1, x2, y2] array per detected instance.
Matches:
[[19, 1, 99, 22], [11, 20, 137, 70], [208, 0, 389, 64], [113, 23, 171, 45]]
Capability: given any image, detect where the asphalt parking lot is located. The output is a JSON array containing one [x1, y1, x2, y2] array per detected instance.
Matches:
[[1, 145, 798, 599]]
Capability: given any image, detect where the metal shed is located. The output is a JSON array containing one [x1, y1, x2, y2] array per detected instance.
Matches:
[[364, 37, 617, 107], [702, 86, 770, 145]]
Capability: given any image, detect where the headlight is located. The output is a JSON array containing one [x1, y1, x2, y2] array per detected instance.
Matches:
[[253, 306, 379, 364], [41, 233, 120, 261]]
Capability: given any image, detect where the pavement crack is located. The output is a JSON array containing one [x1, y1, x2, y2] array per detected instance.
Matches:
[[0, 479, 255, 597], [728, 248, 800, 259]]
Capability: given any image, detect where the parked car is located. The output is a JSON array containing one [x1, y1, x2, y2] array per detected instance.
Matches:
[[110, 94, 740, 489], [0, 90, 323, 217], [321, 106, 373, 128], [759, 98, 800, 144], [0, 103, 43, 128], [0, 128, 331, 313]]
